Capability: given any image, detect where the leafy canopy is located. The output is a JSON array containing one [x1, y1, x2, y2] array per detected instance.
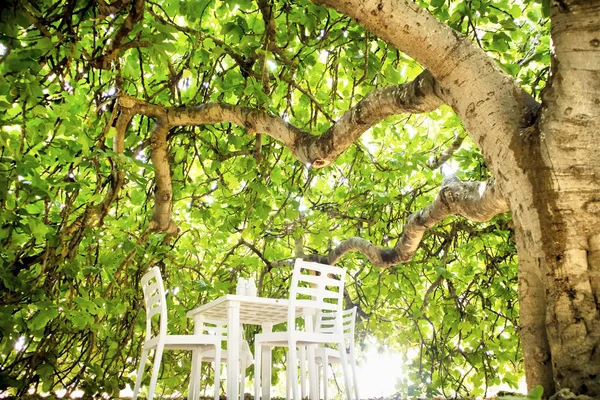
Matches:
[[0, 0, 548, 398]]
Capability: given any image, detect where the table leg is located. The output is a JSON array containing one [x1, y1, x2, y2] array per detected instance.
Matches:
[[228, 302, 241, 400], [261, 322, 273, 400], [189, 316, 204, 400], [189, 350, 198, 400]]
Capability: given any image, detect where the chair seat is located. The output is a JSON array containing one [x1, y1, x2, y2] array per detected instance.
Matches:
[[256, 331, 345, 347], [314, 346, 341, 364], [199, 340, 254, 366], [143, 334, 222, 351]]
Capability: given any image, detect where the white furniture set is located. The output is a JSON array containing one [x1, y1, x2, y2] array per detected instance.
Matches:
[[132, 259, 360, 400]]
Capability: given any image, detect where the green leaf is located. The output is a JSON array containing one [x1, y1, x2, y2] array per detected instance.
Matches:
[[28, 307, 58, 331], [222, 22, 244, 42], [527, 385, 544, 399], [27, 218, 49, 242]]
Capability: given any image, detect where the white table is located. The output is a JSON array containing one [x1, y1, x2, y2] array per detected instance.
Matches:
[[187, 295, 312, 400]]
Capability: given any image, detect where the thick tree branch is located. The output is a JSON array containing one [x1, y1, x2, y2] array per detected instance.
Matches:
[[119, 70, 443, 167], [306, 175, 509, 267], [148, 119, 178, 235], [116, 71, 443, 232], [312, 0, 539, 186]]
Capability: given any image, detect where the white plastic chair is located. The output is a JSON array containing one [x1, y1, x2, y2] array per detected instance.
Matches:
[[288, 307, 359, 400], [132, 267, 222, 400], [190, 319, 254, 400], [254, 258, 352, 400], [314, 307, 360, 400]]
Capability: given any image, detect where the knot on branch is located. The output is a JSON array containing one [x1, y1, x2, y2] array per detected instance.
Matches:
[[148, 220, 180, 236], [244, 119, 255, 132], [118, 95, 137, 109], [312, 159, 328, 168]]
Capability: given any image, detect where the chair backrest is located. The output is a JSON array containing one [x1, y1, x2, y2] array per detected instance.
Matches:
[[198, 318, 253, 364], [316, 307, 357, 348], [288, 259, 346, 333], [141, 266, 169, 341], [199, 319, 229, 338]]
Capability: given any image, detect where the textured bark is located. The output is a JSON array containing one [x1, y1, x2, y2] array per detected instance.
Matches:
[[529, 1, 600, 395], [514, 235, 554, 394], [148, 119, 179, 235], [306, 175, 508, 266], [589, 235, 600, 306]]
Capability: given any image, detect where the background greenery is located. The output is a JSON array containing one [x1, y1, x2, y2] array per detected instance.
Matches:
[[0, 0, 549, 398]]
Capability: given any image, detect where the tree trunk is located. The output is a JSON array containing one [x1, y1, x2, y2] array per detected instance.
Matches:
[[514, 1, 600, 395]]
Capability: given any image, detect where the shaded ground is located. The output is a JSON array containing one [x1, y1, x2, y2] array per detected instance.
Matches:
[[1, 394, 532, 400], [7, 388, 596, 400], [4, 387, 593, 399]]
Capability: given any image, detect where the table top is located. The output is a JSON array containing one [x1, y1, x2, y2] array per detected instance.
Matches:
[[186, 294, 307, 326]]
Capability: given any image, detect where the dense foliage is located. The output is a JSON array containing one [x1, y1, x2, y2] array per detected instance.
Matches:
[[0, 0, 549, 398]]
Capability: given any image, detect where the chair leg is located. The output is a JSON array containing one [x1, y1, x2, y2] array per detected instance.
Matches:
[[285, 352, 292, 400], [288, 342, 299, 400], [306, 345, 318, 400], [316, 363, 321, 400], [148, 344, 164, 400], [188, 350, 202, 400], [337, 345, 353, 400], [240, 354, 246, 400], [214, 345, 221, 400], [132, 348, 148, 400], [349, 350, 359, 400], [322, 359, 329, 400], [254, 342, 262, 400], [298, 346, 307, 399]]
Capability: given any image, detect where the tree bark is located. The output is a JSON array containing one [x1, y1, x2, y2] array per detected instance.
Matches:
[[312, 0, 555, 394], [117, 72, 443, 231], [527, 1, 600, 394], [308, 175, 508, 266]]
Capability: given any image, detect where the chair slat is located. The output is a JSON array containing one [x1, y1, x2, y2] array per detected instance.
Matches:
[[254, 259, 352, 400], [294, 287, 342, 302], [293, 298, 339, 311], [297, 260, 345, 277], [299, 274, 343, 288]]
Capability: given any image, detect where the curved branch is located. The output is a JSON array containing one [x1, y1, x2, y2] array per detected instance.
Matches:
[[427, 130, 467, 169], [119, 69, 443, 167], [148, 119, 178, 235], [312, 0, 539, 190], [116, 71, 443, 233], [306, 175, 509, 267]]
